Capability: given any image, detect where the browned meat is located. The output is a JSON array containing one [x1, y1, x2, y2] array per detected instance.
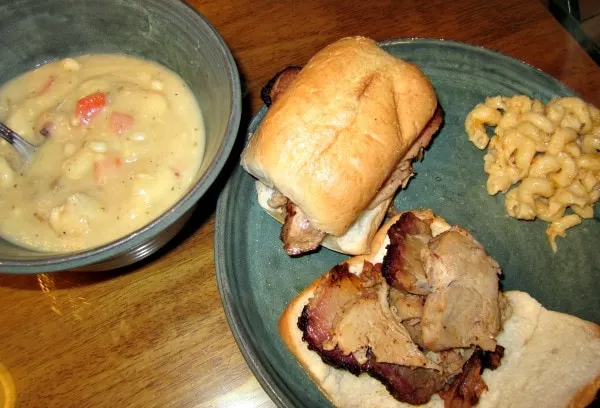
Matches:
[[388, 287, 426, 348], [299, 262, 446, 404], [35, 112, 55, 140], [359, 260, 384, 283], [299, 257, 505, 406], [439, 346, 505, 408], [431, 348, 475, 378], [368, 106, 444, 209], [388, 287, 425, 322], [387, 205, 401, 218], [331, 292, 434, 369], [267, 189, 288, 208], [403, 318, 426, 349], [416, 105, 444, 157], [260, 66, 302, 106], [40, 122, 52, 137], [280, 202, 325, 256], [421, 227, 501, 352], [390, 302, 473, 372], [296, 211, 507, 405], [368, 160, 414, 209], [440, 349, 487, 408], [261, 65, 323, 257], [382, 212, 433, 295], [365, 352, 446, 406], [481, 345, 504, 370], [299, 262, 427, 367], [298, 263, 374, 374], [301, 263, 365, 345]]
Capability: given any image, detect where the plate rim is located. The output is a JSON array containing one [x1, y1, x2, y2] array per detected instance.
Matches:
[[214, 37, 581, 408]]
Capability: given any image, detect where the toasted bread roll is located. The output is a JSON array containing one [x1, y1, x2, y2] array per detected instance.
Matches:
[[242, 37, 440, 255]]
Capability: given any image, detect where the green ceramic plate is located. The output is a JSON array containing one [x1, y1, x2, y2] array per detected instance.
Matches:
[[215, 39, 600, 407]]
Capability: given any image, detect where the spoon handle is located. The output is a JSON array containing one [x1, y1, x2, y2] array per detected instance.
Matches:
[[0, 122, 38, 163]]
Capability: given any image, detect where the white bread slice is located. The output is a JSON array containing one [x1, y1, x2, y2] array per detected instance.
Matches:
[[278, 211, 600, 408], [479, 291, 600, 408]]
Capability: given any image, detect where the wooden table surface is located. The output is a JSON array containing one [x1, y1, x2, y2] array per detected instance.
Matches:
[[0, 0, 598, 407]]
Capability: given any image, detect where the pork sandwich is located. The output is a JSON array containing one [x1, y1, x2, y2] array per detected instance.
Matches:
[[279, 210, 600, 407], [241, 37, 443, 256]]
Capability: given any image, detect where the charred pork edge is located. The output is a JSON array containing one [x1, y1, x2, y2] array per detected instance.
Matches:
[[260, 65, 303, 106]]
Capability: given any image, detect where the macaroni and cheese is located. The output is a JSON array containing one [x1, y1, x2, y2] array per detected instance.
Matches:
[[466, 95, 600, 252]]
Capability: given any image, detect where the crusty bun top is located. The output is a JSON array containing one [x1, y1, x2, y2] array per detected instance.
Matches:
[[241, 36, 438, 236]]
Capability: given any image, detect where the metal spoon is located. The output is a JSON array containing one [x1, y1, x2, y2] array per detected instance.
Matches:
[[0, 122, 38, 164]]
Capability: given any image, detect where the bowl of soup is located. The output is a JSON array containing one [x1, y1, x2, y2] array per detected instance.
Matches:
[[0, 0, 241, 273]]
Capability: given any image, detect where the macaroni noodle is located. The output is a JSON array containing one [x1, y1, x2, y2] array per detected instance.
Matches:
[[466, 95, 600, 252]]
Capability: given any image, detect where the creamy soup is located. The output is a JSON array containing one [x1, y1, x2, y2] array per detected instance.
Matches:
[[0, 54, 205, 252]]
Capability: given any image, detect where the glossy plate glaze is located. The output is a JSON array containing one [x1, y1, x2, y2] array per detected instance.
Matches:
[[215, 39, 600, 408]]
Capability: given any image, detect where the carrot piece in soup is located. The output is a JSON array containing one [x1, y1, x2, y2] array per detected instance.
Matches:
[[76, 92, 107, 125], [110, 112, 134, 135], [93, 155, 123, 185], [38, 76, 55, 95]]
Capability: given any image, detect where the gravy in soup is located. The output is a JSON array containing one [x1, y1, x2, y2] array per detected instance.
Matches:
[[0, 54, 205, 252]]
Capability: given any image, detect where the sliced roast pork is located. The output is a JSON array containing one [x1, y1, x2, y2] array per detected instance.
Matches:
[[296, 212, 505, 406], [388, 287, 426, 348], [330, 287, 436, 369], [439, 346, 505, 408], [280, 202, 326, 256], [260, 65, 302, 106], [382, 212, 433, 295], [388, 286, 425, 322], [298, 261, 448, 404], [365, 357, 446, 405], [298, 262, 378, 374], [368, 107, 444, 210], [421, 227, 501, 352]]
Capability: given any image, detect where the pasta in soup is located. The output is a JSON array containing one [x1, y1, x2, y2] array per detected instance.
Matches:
[[0, 54, 205, 252]]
